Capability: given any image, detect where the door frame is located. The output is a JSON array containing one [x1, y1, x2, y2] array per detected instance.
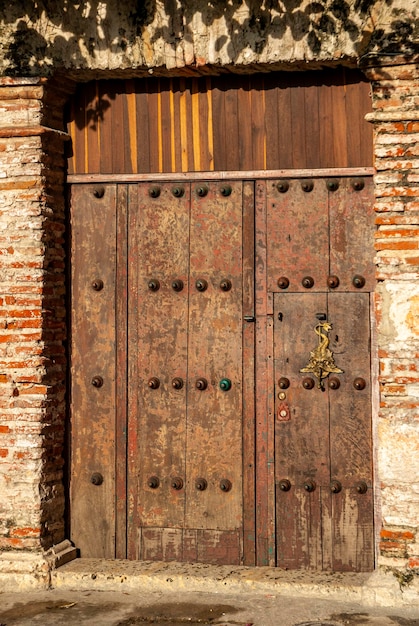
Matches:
[[67, 166, 376, 567]]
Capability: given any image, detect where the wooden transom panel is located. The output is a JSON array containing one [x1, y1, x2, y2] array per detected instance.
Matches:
[[67, 68, 372, 175]]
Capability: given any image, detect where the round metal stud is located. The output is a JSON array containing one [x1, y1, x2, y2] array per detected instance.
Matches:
[[195, 378, 208, 391], [220, 184, 232, 197], [328, 377, 341, 390], [327, 275, 340, 289], [91, 279, 104, 291], [148, 279, 160, 292], [301, 180, 314, 192], [91, 472, 103, 486], [277, 276, 290, 290], [353, 377, 366, 390], [196, 185, 208, 197], [278, 377, 290, 390], [219, 378, 232, 392], [353, 274, 366, 289], [172, 377, 184, 390], [148, 377, 160, 390], [279, 479, 291, 492], [302, 377, 315, 389], [330, 480, 342, 494], [220, 279, 232, 292], [149, 186, 161, 198], [171, 477, 184, 490], [172, 186, 185, 198], [93, 186, 105, 199], [355, 481, 368, 494], [352, 178, 365, 191], [147, 476, 160, 489], [276, 181, 289, 193], [91, 376, 104, 388], [303, 480, 316, 493], [326, 180, 339, 192], [172, 279, 184, 292], [195, 279, 208, 292], [220, 479, 232, 492], [195, 478, 208, 491], [302, 276, 314, 289]]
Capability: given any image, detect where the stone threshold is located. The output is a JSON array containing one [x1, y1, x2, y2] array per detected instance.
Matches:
[[51, 558, 419, 608]]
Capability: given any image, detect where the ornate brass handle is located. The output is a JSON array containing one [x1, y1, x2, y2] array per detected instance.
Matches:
[[300, 320, 343, 390]]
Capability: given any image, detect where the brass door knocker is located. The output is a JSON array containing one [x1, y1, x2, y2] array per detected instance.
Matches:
[[300, 321, 343, 390]]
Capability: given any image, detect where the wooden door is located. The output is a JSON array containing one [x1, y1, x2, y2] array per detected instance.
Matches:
[[70, 180, 255, 565], [266, 176, 375, 571], [69, 175, 374, 571]]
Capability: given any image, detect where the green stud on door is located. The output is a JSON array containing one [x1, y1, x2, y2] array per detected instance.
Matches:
[[219, 378, 232, 392]]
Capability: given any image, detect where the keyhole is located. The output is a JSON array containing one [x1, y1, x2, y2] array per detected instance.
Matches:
[[335, 335, 339, 342]]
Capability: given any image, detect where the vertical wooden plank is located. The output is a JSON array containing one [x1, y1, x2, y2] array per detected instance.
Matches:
[[111, 86, 127, 174], [242, 181, 256, 565], [185, 181, 243, 564], [172, 78, 183, 174], [115, 184, 128, 559], [290, 78, 306, 169], [345, 75, 362, 167], [160, 82, 172, 173], [251, 75, 266, 170], [98, 81, 114, 174], [211, 78, 226, 171], [329, 177, 375, 292], [328, 292, 374, 571], [254, 180, 270, 565], [70, 184, 117, 558], [304, 79, 320, 169], [129, 182, 190, 559], [332, 72, 348, 167], [264, 75, 280, 170], [85, 81, 100, 174], [276, 80, 293, 169], [126, 80, 138, 174], [147, 80, 160, 173], [318, 79, 334, 168], [185, 80, 195, 171], [197, 79, 211, 171], [191, 78, 201, 171], [206, 77, 214, 171], [179, 78, 189, 172], [136, 80, 151, 173], [238, 76, 252, 171], [266, 178, 329, 293], [224, 82, 240, 170]]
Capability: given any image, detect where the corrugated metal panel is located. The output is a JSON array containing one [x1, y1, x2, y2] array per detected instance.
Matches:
[[67, 69, 372, 175]]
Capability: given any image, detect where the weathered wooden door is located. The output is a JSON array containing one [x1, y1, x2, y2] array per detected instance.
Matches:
[[266, 176, 375, 571], [70, 180, 255, 565], [70, 174, 374, 570]]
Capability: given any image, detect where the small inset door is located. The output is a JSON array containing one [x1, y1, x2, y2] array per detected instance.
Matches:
[[266, 177, 374, 571]]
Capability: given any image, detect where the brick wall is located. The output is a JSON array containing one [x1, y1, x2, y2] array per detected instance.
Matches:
[[0, 78, 71, 582], [365, 58, 419, 575]]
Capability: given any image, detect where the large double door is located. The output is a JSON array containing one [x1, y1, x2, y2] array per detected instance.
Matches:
[[70, 175, 374, 570]]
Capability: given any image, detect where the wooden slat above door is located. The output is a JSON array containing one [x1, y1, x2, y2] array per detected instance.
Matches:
[[67, 68, 372, 175]]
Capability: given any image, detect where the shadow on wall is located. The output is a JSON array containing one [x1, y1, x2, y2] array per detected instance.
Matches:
[[0, 0, 418, 76]]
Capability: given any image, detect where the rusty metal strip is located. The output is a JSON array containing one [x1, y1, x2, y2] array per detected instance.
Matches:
[[67, 167, 374, 184]]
